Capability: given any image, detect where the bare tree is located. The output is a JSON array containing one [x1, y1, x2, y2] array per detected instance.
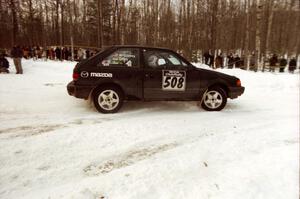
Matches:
[[97, 0, 103, 48], [9, 0, 18, 46], [0, 0, 299, 65], [210, 0, 219, 53], [255, 0, 263, 71]]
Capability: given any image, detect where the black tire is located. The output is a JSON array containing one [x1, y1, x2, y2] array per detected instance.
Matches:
[[201, 87, 227, 111], [93, 86, 124, 113]]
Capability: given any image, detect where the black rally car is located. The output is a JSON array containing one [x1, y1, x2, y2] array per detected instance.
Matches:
[[67, 45, 245, 113]]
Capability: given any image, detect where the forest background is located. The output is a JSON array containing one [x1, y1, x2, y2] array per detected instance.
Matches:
[[0, 0, 299, 63]]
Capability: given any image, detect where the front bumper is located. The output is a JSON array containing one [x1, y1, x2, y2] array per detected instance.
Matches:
[[67, 81, 93, 99], [228, 86, 245, 99]]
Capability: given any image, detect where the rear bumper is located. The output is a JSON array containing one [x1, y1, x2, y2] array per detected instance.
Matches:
[[228, 86, 245, 99], [67, 81, 93, 99]]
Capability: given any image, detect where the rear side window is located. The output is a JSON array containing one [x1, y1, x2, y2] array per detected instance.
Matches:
[[100, 48, 139, 67], [143, 49, 188, 68]]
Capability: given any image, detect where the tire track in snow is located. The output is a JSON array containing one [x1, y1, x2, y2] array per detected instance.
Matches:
[[0, 117, 112, 138], [82, 120, 287, 176], [83, 143, 178, 176], [82, 129, 228, 176], [0, 124, 66, 137]]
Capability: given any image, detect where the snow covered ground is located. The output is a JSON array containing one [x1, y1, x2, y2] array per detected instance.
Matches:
[[0, 59, 299, 199]]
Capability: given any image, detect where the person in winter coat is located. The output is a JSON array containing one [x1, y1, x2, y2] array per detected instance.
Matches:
[[55, 47, 61, 60], [11, 46, 23, 74], [23, 47, 29, 59], [288, 58, 297, 73], [74, 48, 78, 60], [215, 54, 223, 69], [203, 51, 210, 65], [62, 47, 68, 60], [0, 53, 9, 73], [86, 49, 90, 59], [36, 46, 42, 59], [78, 48, 85, 60], [250, 53, 256, 71], [269, 54, 278, 72], [234, 55, 242, 68], [279, 57, 287, 72], [227, 53, 234, 69], [50, 48, 55, 60]]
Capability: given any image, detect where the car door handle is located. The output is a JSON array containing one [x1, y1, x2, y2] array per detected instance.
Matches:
[[145, 74, 153, 78]]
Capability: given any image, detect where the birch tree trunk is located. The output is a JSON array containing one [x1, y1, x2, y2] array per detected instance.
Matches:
[[112, 0, 117, 44], [296, 2, 300, 59], [82, 0, 86, 43], [255, 0, 263, 71], [55, 0, 60, 44], [263, 0, 276, 71], [60, 0, 64, 47], [44, 1, 49, 46], [120, 0, 125, 44], [28, 0, 34, 45], [97, 0, 103, 48], [67, 0, 73, 60], [9, 0, 18, 46], [73, 0, 78, 43], [211, 0, 219, 53], [244, 0, 251, 69]]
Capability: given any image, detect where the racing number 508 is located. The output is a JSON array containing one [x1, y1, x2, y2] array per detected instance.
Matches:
[[163, 76, 184, 89]]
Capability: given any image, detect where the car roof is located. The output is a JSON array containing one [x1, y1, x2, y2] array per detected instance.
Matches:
[[108, 45, 173, 51]]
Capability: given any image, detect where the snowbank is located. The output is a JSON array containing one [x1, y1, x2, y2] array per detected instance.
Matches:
[[0, 59, 299, 199]]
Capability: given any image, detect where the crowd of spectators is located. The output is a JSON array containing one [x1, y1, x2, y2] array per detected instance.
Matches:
[[44, 46, 99, 61], [203, 51, 245, 69], [0, 45, 100, 74], [203, 50, 298, 73], [5, 45, 99, 61], [1, 46, 299, 74]]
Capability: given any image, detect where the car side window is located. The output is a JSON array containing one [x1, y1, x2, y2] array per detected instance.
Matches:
[[143, 50, 187, 68], [100, 48, 139, 67]]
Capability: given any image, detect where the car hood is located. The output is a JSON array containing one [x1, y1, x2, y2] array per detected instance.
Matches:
[[193, 67, 239, 85]]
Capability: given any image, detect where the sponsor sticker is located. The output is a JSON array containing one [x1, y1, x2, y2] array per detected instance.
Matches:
[[81, 72, 113, 78], [90, 72, 113, 78]]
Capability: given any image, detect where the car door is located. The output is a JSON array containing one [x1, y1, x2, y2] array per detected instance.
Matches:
[[142, 49, 201, 100], [96, 47, 143, 99]]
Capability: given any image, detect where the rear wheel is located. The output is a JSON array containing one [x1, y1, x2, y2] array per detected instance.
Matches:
[[93, 86, 124, 113], [201, 87, 227, 111]]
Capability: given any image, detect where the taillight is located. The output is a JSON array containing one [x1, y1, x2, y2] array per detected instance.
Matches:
[[236, 79, 241, 87], [73, 73, 79, 81]]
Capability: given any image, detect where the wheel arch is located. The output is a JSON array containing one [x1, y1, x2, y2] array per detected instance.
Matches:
[[207, 82, 229, 97], [89, 82, 125, 99]]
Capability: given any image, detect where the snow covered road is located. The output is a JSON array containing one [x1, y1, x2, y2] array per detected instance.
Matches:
[[0, 59, 299, 199]]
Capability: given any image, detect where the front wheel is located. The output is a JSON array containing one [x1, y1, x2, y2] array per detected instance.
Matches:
[[93, 86, 124, 113], [201, 87, 227, 111]]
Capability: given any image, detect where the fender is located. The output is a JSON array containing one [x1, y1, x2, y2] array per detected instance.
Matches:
[[90, 79, 125, 96], [205, 79, 230, 95]]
